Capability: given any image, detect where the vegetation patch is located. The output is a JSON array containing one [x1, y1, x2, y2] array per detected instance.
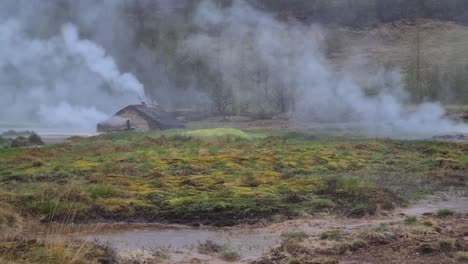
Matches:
[[197, 240, 226, 254], [320, 230, 343, 240], [404, 216, 418, 225], [219, 249, 241, 262], [186, 128, 251, 140], [255, 213, 468, 264], [0, 131, 466, 225], [0, 237, 115, 264], [455, 251, 468, 261], [436, 208, 455, 218]]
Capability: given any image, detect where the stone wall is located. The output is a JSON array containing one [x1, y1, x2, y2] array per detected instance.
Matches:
[[117, 109, 150, 131]]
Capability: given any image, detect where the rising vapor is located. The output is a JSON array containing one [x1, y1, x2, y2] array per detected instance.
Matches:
[[182, 1, 468, 138], [0, 0, 145, 131]]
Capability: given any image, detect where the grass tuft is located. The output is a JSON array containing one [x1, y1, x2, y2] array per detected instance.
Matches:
[[404, 216, 418, 225], [436, 209, 455, 218], [281, 231, 308, 242], [219, 249, 241, 262], [197, 240, 225, 254], [186, 128, 251, 140], [455, 251, 468, 261], [320, 230, 342, 240], [438, 238, 457, 251]]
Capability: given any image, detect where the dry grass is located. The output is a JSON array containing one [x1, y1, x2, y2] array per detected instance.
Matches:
[[255, 213, 468, 264], [0, 208, 113, 264], [0, 204, 21, 228]]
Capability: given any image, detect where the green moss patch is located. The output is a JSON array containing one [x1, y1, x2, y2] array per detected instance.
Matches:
[[0, 130, 466, 225]]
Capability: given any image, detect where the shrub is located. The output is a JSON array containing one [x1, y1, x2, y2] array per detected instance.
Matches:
[[10, 136, 30, 148], [28, 133, 44, 145]]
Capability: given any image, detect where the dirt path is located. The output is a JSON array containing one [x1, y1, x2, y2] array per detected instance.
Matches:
[[85, 192, 468, 263]]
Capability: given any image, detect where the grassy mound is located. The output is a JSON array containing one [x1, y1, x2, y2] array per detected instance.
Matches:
[[186, 128, 251, 140]]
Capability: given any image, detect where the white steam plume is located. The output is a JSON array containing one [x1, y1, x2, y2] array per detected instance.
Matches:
[[62, 24, 144, 98], [183, 1, 468, 139], [0, 19, 145, 131]]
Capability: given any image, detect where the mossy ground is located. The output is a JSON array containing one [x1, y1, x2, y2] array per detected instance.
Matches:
[[0, 129, 466, 225]]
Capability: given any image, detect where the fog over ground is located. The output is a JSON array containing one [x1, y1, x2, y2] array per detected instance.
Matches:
[[0, 0, 466, 137]]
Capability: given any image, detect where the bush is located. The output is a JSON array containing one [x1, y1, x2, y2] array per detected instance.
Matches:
[[10, 136, 30, 148], [28, 133, 44, 145]]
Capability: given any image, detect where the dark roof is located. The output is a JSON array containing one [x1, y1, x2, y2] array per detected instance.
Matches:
[[116, 104, 185, 129]]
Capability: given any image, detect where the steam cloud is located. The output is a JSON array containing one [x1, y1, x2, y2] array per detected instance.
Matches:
[[0, 0, 467, 138], [183, 1, 468, 138], [0, 1, 145, 131]]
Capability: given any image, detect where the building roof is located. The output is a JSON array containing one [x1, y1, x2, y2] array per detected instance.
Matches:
[[116, 103, 185, 129]]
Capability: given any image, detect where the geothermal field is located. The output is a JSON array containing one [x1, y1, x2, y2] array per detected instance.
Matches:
[[1, 1, 468, 264]]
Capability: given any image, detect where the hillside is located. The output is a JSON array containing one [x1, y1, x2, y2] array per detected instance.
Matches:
[[325, 19, 468, 103], [332, 19, 468, 66]]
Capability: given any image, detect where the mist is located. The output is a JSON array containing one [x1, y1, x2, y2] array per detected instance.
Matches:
[[0, 0, 467, 138]]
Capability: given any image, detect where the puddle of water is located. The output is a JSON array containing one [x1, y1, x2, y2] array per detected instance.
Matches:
[[87, 194, 468, 262], [400, 195, 468, 215], [89, 224, 280, 262]]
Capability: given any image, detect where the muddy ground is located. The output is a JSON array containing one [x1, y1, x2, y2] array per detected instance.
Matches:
[[77, 192, 466, 263]]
